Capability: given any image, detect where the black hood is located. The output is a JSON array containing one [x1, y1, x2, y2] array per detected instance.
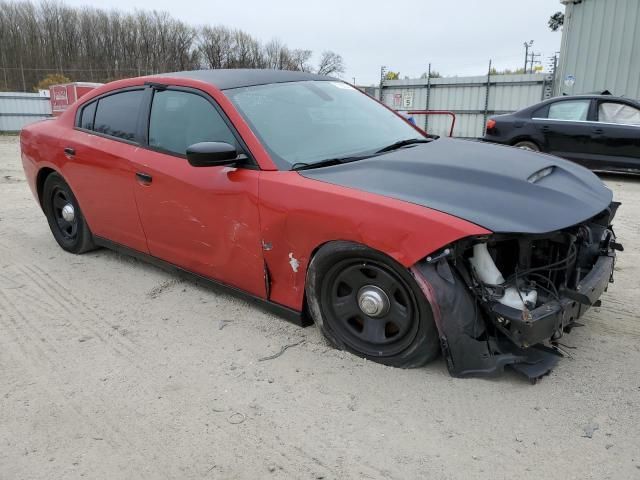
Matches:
[[299, 138, 613, 234]]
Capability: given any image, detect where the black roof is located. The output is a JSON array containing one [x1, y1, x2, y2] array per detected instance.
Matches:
[[153, 69, 335, 90], [552, 94, 640, 105], [514, 94, 640, 115]]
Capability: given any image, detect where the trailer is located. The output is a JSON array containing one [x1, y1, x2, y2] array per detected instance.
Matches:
[[49, 82, 102, 116]]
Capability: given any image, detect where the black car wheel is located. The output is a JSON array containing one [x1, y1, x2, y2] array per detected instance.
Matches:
[[306, 241, 440, 368], [513, 140, 540, 152], [42, 173, 96, 254]]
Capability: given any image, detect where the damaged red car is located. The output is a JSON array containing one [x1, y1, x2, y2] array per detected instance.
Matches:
[[20, 70, 622, 380]]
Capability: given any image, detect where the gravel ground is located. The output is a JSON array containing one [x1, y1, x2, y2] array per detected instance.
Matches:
[[1, 134, 639, 480]]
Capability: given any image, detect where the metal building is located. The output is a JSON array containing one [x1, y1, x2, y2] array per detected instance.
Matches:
[[0, 92, 52, 132], [556, 0, 640, 99]]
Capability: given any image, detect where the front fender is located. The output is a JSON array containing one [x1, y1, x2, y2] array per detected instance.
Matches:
[[258, 171, 489, 311]]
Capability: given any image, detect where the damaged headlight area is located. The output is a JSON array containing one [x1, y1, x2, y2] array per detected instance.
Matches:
[[412, 202, 623, 383]]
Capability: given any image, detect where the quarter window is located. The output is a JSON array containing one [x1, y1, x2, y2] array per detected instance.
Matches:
[[532, 105, 549, 118], [598, 102, 640, 125], [148, 90, 238, 156], [80, 101, 96, 130], [547, 100, 590, 121], [93, 90, 144, 141]]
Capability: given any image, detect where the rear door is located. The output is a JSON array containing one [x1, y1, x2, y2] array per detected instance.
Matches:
[[130, 86, 266, 297], [531, 98, 594, 164], [589, 100, 640, 171], [65, 88, 148, 252]]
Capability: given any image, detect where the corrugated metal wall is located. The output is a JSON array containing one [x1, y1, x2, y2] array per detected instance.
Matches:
[[0, 92, 52, 132], [557, 0, 640, 99], [380, 74, 550, 138]]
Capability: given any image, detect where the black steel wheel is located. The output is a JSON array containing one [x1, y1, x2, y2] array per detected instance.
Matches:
[[306, 241, 440, 368], [42, 173, 96, 254], [51, 187, 78, 240]]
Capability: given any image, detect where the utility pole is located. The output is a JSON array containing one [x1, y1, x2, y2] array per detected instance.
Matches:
[[425, 62, 432, 132], [483, 59, 492, 127], [523, 40, 534, 73], [20, 59, 26, 92], [528, 51, 542, 73], [0, 50, 8, 90]]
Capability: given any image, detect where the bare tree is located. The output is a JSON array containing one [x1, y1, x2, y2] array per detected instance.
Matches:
[[316, 51, 345, 76], [290, 49, 313, 72], [199, 26, 232, 69], [0, 0, 345, 91]]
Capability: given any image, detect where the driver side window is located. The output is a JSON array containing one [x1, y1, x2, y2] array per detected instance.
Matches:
[[148, 90, 239, 156]]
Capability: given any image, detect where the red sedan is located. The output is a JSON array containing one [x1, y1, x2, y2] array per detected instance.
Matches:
[[20, 70, 620, 380]]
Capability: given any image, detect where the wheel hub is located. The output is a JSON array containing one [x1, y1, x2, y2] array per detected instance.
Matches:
[[357, 285, 390, 317], [61, 203, 75, 222]]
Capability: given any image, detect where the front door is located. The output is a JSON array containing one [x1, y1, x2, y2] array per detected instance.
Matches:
[[130, 87, 266, 298], [532, 98, 594, 165]]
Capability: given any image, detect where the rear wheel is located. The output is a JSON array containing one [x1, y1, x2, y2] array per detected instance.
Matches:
[[306, 241, 440, 368], [513, 140, 540, 152], [42, 173, 96, 254]]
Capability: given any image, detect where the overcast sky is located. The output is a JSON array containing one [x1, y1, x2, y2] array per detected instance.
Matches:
[[64, 0, 564, 84]]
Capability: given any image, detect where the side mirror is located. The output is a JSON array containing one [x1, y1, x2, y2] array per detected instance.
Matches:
[[186, 142, 238, 167]]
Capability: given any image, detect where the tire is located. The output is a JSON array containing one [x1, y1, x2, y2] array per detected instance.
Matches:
[[305, 241, 440, 368], [513, 140, 540, 152], [42, 172, 96, 254]]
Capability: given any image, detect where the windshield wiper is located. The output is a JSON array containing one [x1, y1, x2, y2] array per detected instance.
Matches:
[[376, 138, 431, 153], [290, 155, 370, 171]]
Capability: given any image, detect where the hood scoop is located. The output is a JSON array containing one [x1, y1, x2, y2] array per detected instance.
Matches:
[[527, 166, 555, 183]]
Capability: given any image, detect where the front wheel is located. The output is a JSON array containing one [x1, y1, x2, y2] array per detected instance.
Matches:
[[42, 172, 96, 254], [305, 241, 440, 368]]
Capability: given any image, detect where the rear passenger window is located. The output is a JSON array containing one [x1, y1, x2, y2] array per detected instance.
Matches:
[[548, 100, 590, 121], [93, 90, 144, 141], [80, 101, 96, 130], [148, 90, 238, 156]]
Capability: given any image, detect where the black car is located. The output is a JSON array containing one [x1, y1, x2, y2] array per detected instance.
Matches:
[[484, 94, 640, 173]]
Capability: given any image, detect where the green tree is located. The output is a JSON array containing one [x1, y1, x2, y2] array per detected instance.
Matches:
[[420, 70, 442, 79], [384, 71, 400, 80], [490, 67, 527, 75], [34, 73, 72, 92], [548, 11, 564, 32]]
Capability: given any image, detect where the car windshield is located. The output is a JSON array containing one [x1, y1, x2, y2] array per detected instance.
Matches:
[[224, 80, 426, 169]]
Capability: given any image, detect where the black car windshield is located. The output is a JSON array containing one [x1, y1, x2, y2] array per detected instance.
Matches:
[[224, 80, 427, 169]]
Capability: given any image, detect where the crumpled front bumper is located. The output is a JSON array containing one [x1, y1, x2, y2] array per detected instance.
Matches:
[[489, 254, 615, 348], [411, 249, 617, 382]]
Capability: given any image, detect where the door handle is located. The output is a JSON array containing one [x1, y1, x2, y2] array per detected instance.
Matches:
[[592, 128, 604, 135], [63, 147, 75, 157], [135, 172, 153, 185], [541, 126, 551, 133]]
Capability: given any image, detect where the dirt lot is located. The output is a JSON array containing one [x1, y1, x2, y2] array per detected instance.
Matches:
[[1, 134, 639, 480]]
